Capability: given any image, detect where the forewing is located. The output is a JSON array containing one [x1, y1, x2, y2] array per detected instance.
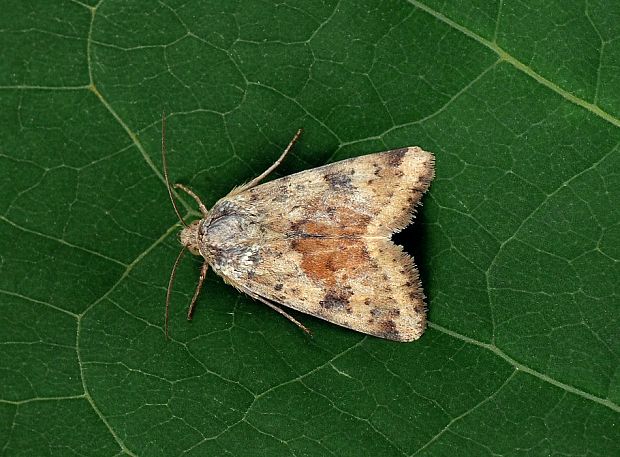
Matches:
[[230, 146, 434, 238]]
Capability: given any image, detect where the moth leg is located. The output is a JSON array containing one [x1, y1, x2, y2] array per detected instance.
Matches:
[[230, 128, 303, 195], [242, 287, 312, 336], [187, 261, 209, 320], [174, 183, 209, 217]]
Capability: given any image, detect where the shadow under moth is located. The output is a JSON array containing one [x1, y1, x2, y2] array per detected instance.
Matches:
[[162, 115, 435, 342]]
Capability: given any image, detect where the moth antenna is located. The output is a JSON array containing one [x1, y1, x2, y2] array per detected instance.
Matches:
[[174, 183, 209, 217], [161, 111, 188, 227], [165, 247, 187, 339]]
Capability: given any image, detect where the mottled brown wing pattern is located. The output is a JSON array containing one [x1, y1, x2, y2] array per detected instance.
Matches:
[[217, 147, 434, 341]]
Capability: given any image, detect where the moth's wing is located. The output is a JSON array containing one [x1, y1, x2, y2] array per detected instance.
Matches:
[[227, 237, 426, 341], [235, 146, 435, 237], [216, 147, 434, 341]]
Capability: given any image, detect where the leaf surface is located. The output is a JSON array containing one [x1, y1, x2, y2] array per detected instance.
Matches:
[[1, 1, 618, 456]]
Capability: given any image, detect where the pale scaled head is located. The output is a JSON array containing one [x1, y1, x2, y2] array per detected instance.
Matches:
[[179, 220, 201, 255]]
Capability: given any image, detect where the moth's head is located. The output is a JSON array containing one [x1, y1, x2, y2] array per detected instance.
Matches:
[[179, 220, 201, 255]]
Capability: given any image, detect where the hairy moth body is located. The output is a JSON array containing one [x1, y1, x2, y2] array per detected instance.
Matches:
[[165, 125, 434, 341]]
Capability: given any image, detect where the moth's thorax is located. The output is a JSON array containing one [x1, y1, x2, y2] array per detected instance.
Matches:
[[198, 200, 262, 278], [179, 220, 201, 255]]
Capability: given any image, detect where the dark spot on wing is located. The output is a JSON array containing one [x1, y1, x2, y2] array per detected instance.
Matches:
[[324, 172, 352, 191], [386, 148, 407, 167], [272, 184, 289, 202], [379, 320, 400, 340], [319, 291, 352, 313]]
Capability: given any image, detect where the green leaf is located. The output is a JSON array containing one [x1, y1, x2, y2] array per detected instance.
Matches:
[[1, 0, 618, 456]]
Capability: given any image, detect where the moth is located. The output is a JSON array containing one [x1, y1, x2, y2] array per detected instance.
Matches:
[[162, 115, 434, 341]]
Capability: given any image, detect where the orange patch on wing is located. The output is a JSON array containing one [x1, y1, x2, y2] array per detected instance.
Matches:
[[290, 204, 373, 286], [291, 201, 370, 287], [291, 236, 369, 287]]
